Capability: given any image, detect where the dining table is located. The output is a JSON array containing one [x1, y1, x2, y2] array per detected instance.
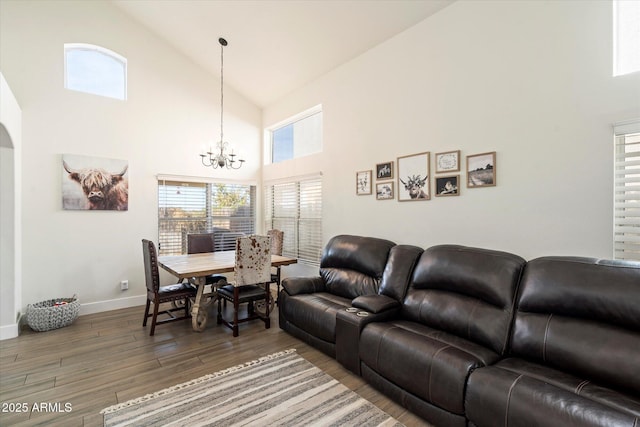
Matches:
[[158, 250, 297, 332]]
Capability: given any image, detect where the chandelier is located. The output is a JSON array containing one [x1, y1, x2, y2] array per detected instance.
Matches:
[[200, 37, 245, 170]]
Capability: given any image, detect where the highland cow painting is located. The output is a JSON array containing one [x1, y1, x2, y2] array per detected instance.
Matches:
[[62, 154, 129, 210]]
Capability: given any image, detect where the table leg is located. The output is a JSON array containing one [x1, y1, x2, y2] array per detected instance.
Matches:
[[191, 280, 208, 332]]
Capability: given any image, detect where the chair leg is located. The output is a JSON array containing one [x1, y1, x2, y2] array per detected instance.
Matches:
[[217, 297, 223, 325], [275, 267, 281, 305], [143, 299, 151, 326], [150, 301, 159, 336], [264, 283, 271, 330], [232, 287, 239, 337]]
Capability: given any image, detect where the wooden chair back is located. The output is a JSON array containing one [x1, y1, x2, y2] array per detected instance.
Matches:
[[142, 239, 160, 294], [187, 232, 216, 254]]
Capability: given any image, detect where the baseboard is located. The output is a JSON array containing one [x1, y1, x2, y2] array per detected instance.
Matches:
[[1, 296, 146, 339], [79, 294, 147, 316], [0, 322, 19, 340]]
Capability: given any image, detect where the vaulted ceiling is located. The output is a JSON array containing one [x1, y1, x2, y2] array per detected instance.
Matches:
[[112, 0, 455, 108]]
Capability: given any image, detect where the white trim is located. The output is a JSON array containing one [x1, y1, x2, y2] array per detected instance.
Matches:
[[263, 171, 323, 187], [156, 174, 258, 186], [613, 119, 640, 135], [265, 104, 323, 131], [64, 43, 127, 64], [78, 294, 146, 316], [0, 322, 18, 340]]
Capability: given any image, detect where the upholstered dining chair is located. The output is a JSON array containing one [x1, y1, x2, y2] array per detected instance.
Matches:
[[142, 239, 197, 336], [216, 235, 272, 337], [187, 232, 228, 286], [267, 229, 284, 303]]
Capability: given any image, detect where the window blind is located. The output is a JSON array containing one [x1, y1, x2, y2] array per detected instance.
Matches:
[[265, 176, 322, 266], [614, 121, 640, 261], [158, 179, 255, 256]]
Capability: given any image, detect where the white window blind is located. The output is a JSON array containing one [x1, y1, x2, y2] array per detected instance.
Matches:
[[614, 120, 640, 261], [265, 176, 322, 266], [158, 178, 255, 256]]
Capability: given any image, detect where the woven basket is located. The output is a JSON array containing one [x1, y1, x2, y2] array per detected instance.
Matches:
[[27, 295, 80, 332]]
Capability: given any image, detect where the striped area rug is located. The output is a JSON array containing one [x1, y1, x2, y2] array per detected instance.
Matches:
[[101, 349, 404, 426]]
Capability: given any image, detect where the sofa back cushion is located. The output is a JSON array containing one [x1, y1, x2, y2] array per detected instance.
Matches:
[[379, 244, 424, 301], [320, 235, 395, 299], [512, 257, 640, 394], [403, 245, 526, 355]]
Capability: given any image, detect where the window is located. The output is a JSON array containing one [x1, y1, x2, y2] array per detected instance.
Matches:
[[265, 175, 322, 266], [268, 106, 322, 163], [614, 0, 640, 76], [64, 43, 127, 100], [158, 177, 256, 256], [614, 120, 640, 261]]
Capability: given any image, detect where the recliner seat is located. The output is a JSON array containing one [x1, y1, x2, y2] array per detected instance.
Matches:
[[359, 245, 526, 426]]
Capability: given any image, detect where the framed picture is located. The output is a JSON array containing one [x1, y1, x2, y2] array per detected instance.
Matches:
[[467, 151, 496, 188], [356, 170, 372, 195], [376, 161, 394, 180], [435, 175, 460, 197], [435, 150, 460, 173], [62, 153, 129, 210], [376, 182, 394, 200], [397, 152, 430, 201]]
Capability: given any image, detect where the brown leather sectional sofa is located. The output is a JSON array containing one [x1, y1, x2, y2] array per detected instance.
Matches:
[[278, 235, 640, 427]]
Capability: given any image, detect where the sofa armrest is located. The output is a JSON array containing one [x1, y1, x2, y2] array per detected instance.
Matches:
[[352, 294, 400, 314], [335, 299, 400, 375], [281, 276, 326, 296]]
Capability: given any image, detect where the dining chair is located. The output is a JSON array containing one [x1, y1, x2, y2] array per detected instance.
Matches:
[[267, 229, 284, 303], [216, 235, 272, 337], [187, 232, 228, 286], [142, 239, 197, 336]]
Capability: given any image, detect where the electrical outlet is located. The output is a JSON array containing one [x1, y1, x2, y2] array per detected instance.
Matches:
[[120, 280, 129, 291]]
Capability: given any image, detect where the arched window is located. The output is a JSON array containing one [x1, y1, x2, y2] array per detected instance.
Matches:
[[64, 43, 127, 100]]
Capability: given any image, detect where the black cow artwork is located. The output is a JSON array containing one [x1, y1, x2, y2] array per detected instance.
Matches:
[[62, 154, 129, 210], [400, 174, 428, 199], [397, 152, 430, 201]]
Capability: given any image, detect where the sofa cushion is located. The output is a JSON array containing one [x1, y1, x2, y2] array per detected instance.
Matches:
[[513, 257, 640, 394], [320, 235, 395, 299], [360, 320, 502, 415], [279, 292, 351, 343], [402, 245, 526, 355], [466, 358, 640, 427], [379, 244, 424, 301]]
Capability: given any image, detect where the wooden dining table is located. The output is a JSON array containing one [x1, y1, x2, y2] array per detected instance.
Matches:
[[158, 250, 297, 332]]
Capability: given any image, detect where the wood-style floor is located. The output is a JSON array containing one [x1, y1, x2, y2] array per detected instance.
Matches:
[[0, 302, 431, 427]]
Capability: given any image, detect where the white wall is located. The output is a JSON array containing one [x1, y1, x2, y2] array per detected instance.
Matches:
[[2, 0, 640, 328], [0, 72, 22, 339], [0, 1, 262, 316], [264, 0, 640, 260]]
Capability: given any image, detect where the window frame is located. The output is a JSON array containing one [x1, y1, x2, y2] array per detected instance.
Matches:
[[157, 175, 256, 256], [264, 174, 323, 267], [265, 105, 323, 164], [64, 43, 128, 100], [613, 0, 640, 76], [613, 119, 640, 261]]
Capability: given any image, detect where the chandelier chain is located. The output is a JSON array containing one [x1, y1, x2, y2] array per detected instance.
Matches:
[[220, 38, 224, 143], [199, 37, 244, 170]]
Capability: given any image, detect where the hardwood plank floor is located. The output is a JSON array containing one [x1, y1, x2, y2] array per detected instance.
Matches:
[[0, 303, 431, 427]]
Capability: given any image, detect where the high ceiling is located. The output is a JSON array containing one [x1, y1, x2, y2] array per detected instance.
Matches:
[[112, 0, 455, 108]]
